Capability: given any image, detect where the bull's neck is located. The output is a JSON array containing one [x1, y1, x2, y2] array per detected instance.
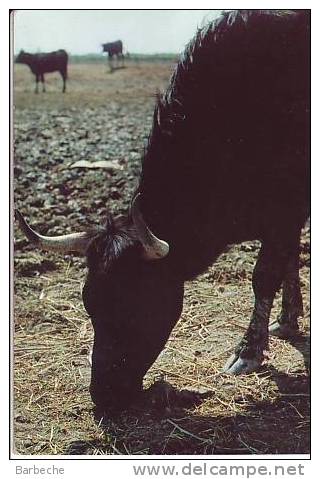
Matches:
[[22, 55, 33, 67], [139, 122, 180, 227]]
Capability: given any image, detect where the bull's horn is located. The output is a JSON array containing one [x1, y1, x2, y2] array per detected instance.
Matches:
[[15, 209, 93, 255], [131, 194, 169, 260]]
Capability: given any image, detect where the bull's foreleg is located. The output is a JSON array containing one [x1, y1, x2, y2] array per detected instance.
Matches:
[[108, 55, 114, 73], [269, 252, 303, 338], [40, 74, 46, 92], [62, 75, 66, 93], [223, 234, 301, 375], [35, 74, 39, 94], [223, 297, 272, 375]]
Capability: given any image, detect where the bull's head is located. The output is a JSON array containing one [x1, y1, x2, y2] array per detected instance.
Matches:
[[15, 50, 26, 63], [15, 195, 184, 412], [101, 43, 109, 53]]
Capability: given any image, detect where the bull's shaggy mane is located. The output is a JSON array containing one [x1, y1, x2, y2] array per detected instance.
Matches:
[[149, 10, 301, 139]]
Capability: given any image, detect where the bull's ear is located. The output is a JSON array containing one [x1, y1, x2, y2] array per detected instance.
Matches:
[[131, 194, 169, 261]]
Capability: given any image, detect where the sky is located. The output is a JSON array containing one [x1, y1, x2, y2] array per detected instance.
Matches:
[[13, 10, 222, 55]]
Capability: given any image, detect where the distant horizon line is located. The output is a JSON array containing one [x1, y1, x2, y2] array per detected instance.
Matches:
[[13, 51, 181, 56]]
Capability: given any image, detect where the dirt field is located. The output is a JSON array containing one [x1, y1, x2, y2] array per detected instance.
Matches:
[[13, 61, 310, 456]]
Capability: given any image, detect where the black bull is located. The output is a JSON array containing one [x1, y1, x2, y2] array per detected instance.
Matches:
[[15, 49, 68, 93], [101, 40, 124, 69], [16, 10, 310, 413]]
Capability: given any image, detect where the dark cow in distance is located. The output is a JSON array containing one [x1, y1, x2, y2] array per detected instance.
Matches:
[[16, 10, 310, 413], [15, 49, 68, 93], [101, 40, 124, 70]]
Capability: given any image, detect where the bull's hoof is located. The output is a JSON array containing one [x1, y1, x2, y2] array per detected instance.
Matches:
[[269, 321, 299, 339], [223, 353, 262, 375]]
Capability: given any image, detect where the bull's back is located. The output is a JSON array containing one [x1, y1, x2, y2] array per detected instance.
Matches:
[[37, 50, 68, 73], [204, 11, 310, 228], [180, 10, 309, 161]]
